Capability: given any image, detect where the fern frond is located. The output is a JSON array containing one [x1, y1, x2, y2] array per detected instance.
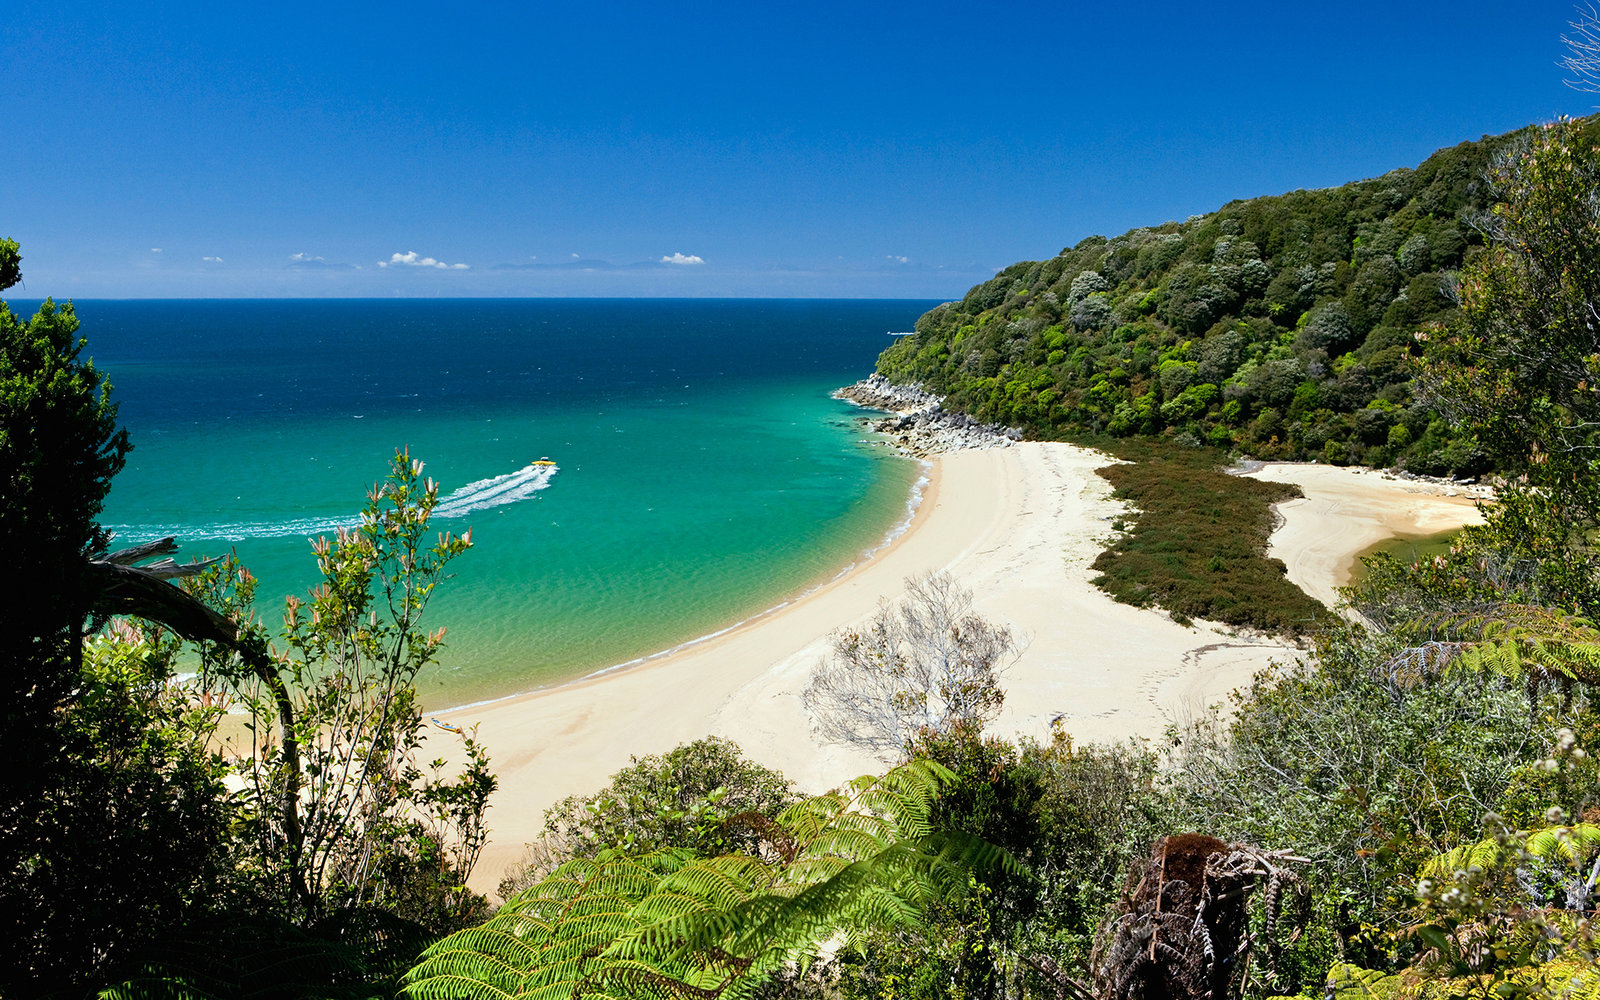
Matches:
[[1386, 605, 1600, 695], [1420, 839, 1507, 880], [1449, 637, 1600, 687], [1420, 823, 1600, 885], [404, 759, 998, 1000], [1524, 823, 1600, 864]]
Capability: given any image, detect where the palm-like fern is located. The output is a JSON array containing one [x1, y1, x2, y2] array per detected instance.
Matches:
[[1422, 823, 1600, 913], [1420, 838, 1513, 881], [402, 759, 1010, 999], [1382, 605, 1600, 697], [1422, 822, 1600, 878], [1524, 824, 1600, 866]]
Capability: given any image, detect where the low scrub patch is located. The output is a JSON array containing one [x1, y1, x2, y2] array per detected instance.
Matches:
[[1082, 438, 1329, 635]]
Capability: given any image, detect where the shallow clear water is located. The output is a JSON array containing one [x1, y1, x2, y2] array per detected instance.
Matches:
[[1346, 528, 1461, 587], [53, 298, 933, 707]]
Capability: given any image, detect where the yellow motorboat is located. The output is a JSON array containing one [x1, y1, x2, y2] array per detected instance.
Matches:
[[532, 456, 556, 466]]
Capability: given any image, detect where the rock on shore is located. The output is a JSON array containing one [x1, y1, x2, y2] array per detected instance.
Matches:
[[834, 374, 1022, 456]]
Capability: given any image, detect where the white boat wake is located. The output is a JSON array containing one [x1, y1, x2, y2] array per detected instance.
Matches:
[[107, 462, 558, 542], [432, 463, 558, 520]]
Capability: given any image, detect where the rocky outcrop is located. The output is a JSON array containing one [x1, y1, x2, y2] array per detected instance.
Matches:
[[834, 374, 1022, 457]]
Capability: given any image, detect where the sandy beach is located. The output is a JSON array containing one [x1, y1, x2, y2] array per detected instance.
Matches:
[[452, 444, 1490, 894], [1243, 463, 1487, 608]]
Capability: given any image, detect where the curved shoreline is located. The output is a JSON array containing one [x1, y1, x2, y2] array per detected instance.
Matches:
[[450, 443, 1294, 893], [1244, 463, 1487, 608], [447, 446, 1492, 896], [437, 457, 935, 715]]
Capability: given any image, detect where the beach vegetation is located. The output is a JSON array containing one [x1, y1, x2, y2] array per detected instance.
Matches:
[[3, 621, 238, 993], [1231, 115, 1600, 994], [800, 727, 1174, 1000], [1085, 438, 1330, 634], [1, 244, 499, 995], [803, 571, 1019, 760], [21, 34, 1600, 1000], [866, 122, 1600, 635], [0, 248, 202, 991], [86, 455, 497, 996], [764, 632, 1599, 999], [403, 759, 1011, 1000], [69, 480, 494, 999], [1412, 115, 1600, 617], [201, 452, 494, 930], [786, 101, 1600, 1000], [877, 117, 1600, 478], [498, 736, 793, 899]]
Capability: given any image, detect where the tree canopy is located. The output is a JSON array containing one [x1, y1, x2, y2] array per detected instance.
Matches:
[[0, 246, 142, 987], [875, 118, 1600, 474]]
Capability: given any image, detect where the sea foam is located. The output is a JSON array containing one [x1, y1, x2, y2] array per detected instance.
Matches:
[[107, 464, 556, 542]]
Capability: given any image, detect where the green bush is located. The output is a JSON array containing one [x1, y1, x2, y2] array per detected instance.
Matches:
[[499, 737, 793, 899], [1085, 439, 1329, 634]]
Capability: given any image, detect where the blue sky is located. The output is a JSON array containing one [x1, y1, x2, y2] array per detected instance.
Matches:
[[2, 1, 1591, 298]]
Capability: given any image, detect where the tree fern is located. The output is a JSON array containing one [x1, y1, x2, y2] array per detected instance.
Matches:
[[1420, 839, 1510, 881], [1422, 823, 1600, 878], [402, 759, 1012, 999], [1329, 960, 1600, 1000], [1523, 824, 1600, 865], [1384, 605, 1600, 697]]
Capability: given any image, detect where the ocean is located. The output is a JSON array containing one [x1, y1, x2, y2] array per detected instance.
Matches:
[[51, 298, 934, 707]]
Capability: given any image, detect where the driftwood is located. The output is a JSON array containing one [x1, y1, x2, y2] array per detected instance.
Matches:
[[100, 536, 221, 574], [92, 538, 238, 648]]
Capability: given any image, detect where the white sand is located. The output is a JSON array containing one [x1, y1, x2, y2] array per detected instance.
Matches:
[[449, 445, 1490, 894], [1244, 464, 1487, 608]]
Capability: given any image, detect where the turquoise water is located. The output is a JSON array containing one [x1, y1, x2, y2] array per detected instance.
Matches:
[[60, 299, 933, 707]]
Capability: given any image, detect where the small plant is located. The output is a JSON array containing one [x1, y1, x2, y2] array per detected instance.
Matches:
[[1087, 440, 1328, 635], [804, 571, 1020, 760]]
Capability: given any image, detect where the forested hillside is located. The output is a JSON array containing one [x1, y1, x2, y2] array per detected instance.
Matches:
[[878, 117, 1600, 473]]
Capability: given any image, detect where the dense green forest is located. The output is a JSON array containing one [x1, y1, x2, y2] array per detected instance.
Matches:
[[876, 117, 1600, 475], [7, 111, 1600, 999]]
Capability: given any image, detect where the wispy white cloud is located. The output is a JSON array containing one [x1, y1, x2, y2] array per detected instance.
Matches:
[[887, 255, 909, 264], [286, 251, 360, 270], [202, 256, 224, 263], [660, 252, 704, 266], [379, 250, 469, 270], [150, 248, 163, 253]]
